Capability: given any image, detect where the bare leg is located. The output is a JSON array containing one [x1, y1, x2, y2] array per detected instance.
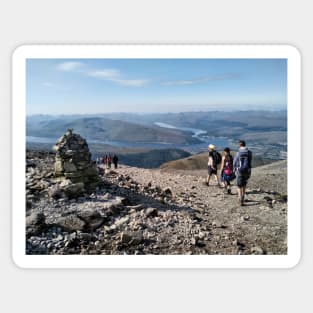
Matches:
[[243, 185, 246, 201], [214, 174, 220, 186], [207, 175, 211, 186], [238, 187, 244, 204]]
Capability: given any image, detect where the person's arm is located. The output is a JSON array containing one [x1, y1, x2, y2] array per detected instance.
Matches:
[[248, 150, 252, 168], [208, 156, 213, 167], [233, 152, 239, 170], [220, 156, 225, 177]]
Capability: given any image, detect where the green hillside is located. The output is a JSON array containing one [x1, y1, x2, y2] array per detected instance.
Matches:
[[160, 151, 274, 171]]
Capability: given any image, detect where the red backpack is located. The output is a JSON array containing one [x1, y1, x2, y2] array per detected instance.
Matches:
[[223, 155, 233, 175]]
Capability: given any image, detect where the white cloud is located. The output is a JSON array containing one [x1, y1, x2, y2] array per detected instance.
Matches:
[[56, 62, 148, 87], [87, 69, 120, 79], [162, 78, 207, 86], [56, 62, 84, 71], [111, 79, 149, 87], [161, 74, 240, 86], [87, 69, 148, 87], [41, 82, 55, 87]]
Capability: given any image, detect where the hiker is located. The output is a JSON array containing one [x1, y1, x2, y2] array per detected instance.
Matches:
[[103, 155, 108, 168], [113, 154, 119, 169], [207, 144, 221, 186], [233, 140, 252, 206], [108, 155, 112, 169], [220, 147, 236, 194]]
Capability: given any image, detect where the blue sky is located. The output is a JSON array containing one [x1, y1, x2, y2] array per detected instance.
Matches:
[[26, 58, 287, 115]]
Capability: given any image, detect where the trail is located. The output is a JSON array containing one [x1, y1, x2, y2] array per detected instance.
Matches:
[[26, 150, 287, 255]]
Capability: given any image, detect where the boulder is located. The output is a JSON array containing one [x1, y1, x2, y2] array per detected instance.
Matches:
[[62, 182, 85, 198], [53, 215, 86, 232], [48, 184, 66, 199], [77, 210, 106, 230], [26, 212, 46, 237], [120, 231, 143, 246]]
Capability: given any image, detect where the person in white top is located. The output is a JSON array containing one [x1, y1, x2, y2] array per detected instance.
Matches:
[[207, 144, 220, 186]]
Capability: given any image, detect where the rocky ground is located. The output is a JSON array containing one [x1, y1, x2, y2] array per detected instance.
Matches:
[[26, 150, 288, 255]]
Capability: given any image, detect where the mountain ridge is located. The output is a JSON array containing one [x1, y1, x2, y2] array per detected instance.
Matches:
[[26, 149, 287, 255]]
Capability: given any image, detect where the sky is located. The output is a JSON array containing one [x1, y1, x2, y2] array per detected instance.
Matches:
[[26, 58, 287, 115]]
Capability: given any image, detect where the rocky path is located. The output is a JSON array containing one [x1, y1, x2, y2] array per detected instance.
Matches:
[[26, 151, 287, 255], [103, 165, 287, 254]]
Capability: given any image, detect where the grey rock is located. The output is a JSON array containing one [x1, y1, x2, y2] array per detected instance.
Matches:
[[77, 210, 105, 230], [120, 231, 143, 245], [48, 184, 66, 199], [145, 207, 158, 218], [114, 216, 130, 227], [26, 212, 45, 226], [251, 246, 264, 255], [53, 215, 86, 232], [162, 187, 173, 196], [241, 215, 250, 221], [62, 182, 85, 198], [26, 212, 46, 237]]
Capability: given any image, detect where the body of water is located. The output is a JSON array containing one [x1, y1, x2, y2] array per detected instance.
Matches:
[[154, 122, 207, 137], [154, 122, 235, 152], [26, 123, 235, 154]]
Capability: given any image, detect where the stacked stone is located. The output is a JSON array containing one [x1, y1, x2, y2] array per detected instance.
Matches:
[[53, 129, 101, 197]]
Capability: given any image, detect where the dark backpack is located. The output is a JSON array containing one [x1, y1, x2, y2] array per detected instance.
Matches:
[[238, 150, 251, 174], [212, 151, 222, 166]]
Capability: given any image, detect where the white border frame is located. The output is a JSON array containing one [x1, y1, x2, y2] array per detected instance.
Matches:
[[12, 45, 301, 268]]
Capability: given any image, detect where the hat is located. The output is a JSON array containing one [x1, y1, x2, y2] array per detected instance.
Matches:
[[208, 144, 215, 150]]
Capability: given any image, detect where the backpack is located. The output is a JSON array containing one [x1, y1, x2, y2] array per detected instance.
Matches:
[[238, 150, 251, 174], [223, 155, 233, 175], [212, 151, 222, 166]]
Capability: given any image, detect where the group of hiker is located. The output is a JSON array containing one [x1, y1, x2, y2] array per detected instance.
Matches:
[[96, 154, 119, 169], [95, 141, 252, 207], [207, 140, 252, 206]]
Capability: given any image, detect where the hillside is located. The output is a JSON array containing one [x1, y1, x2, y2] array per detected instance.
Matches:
[[26, 150, 287, 255], [100, 110, 287, 145], [160, 151, 274, 171], [26, 141, 192, 169], [26, 116, 201, 145]]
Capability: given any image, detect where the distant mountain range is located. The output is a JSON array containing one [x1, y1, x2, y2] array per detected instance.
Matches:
[[26, 116, 200, 145], [27, 110, 287, 145], [26, 110, 287, 168], [100, 110, 287, 144]]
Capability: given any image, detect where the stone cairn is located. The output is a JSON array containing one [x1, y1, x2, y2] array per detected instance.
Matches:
[[52, 129, 101, 198]]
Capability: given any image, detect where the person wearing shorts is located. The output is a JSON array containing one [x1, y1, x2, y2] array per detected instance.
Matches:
[[207, 144, 219, 186], [233, 140, 252, 206], [220, 147, 236, 194]]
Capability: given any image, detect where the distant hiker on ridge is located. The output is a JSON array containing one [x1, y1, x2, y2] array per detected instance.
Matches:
[[220, 147, 236, 194], [103, 155, 108, 168], [113, 154, 119, 169], [108, 155, 112, 169], [207, 144, 221, 186], [233, 140, 252, 206]]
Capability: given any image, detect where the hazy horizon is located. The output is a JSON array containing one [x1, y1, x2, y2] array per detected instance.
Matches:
[[26, 107, 287, 117]]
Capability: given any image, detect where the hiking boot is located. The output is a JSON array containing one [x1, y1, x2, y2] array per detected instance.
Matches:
[[227, 189, 231, 195]]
